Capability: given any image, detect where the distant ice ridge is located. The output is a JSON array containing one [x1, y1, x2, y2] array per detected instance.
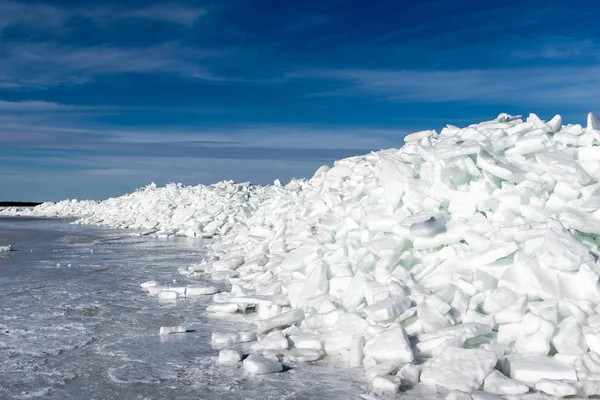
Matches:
[[8, 112, 600, 397]]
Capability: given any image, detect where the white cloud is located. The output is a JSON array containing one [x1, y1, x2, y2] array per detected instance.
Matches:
[[0, 100, 84, 111], [0, 1, 66, 32], [511, 39, 600, 61], [0, 41, 226, 88], [295, 66, 600, 108], [0, 1, 207, 33], [119, 4, 207, 26]]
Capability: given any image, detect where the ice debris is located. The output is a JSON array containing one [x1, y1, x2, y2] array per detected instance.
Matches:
[[159, 326, 186, 335], [9, 113, 600, 397], [243, 354, 283, 375]]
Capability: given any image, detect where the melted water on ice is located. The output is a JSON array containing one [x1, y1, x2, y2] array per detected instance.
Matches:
[[0, 217, 382, 399]]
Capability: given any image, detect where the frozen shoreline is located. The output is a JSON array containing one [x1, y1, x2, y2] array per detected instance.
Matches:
[[6, 113, 600, 398], [0, 218, 375, 399]]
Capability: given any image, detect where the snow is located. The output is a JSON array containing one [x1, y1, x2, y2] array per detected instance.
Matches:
[[8, 112, 600, 397]]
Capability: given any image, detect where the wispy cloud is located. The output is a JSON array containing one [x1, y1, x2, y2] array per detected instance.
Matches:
[[0, 1, 207, 32], [0, 100, 89, 111], [0, 41, 226, 88], [294, 66, 600, 107], [0, 1, 66, 32], [0, 99, 401, 159], [117, 4, 207, 26], [511, 38, 600, 61], [0, 101, 403, 200]]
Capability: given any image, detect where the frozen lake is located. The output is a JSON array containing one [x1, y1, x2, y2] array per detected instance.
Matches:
[[0, 217, 384, 400]]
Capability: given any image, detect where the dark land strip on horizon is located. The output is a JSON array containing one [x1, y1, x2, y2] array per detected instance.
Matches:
[[0, 202, 42, 207]]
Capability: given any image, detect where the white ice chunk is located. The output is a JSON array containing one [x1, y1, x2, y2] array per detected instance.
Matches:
[[256, 309, 305, 334], [250, 331, 288, 352], [206, 303, 239, 313], [397, 363, 420, 388], [243, 354, 283, 375], [417, 303, 450, 333], [285, 348, 323, 363], [513, 313, 555, 356], [502, 355, 577, 385], [158, 291, 178, 300], [212, 256, 244, 271], [579, 146, 600, 162], [420, 347, 498, 393], [363, 326, 414, 364], [288, 334, 323, 350], [404, 129, 436, 143], [552, 316, 588, 354], [540, 218, 592, 271], [371, 375, 400, 393], [575, 351, 600, 381], [415, 323, 492, 357], [349, 335, 365, 368], [536, 151, 591, 185], [364, 296, 411, 322], [588, 112, 600, 131], [365, 361, 399, 382], [483, 370, 529, 396], [535, 379, 583, 398], [219, 349, 242, 364], [186, 286, 219, 296], [159, 326, 186, 335], [547, 114, 562, 133]]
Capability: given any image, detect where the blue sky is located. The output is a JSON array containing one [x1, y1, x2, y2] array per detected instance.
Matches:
[[1, 0, 599, 201]]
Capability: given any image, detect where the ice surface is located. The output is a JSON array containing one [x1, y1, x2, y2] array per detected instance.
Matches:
[[363, 296, 411, 322], [243, 354, 283, 375], [501, 355, 577, 385], [219, 349, 242, 364], [540, 218, 592, 271], [552, 316, 588, 354], [363, 326, 414, 363], [10, 113, 600, 397], [575, 351, 600, 381], [256, 309, 305, 334], [535, 379, 583, 397], [397, 363, 420, 388], [483, 370, 529, 396], [371, 375, 400, 393], [0, 218, 376, 399], [420, 347, 498, 392], [250, 331, 288, 352]]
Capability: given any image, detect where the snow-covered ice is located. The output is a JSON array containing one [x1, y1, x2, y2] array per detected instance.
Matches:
[[8, 112, 600, 397]]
